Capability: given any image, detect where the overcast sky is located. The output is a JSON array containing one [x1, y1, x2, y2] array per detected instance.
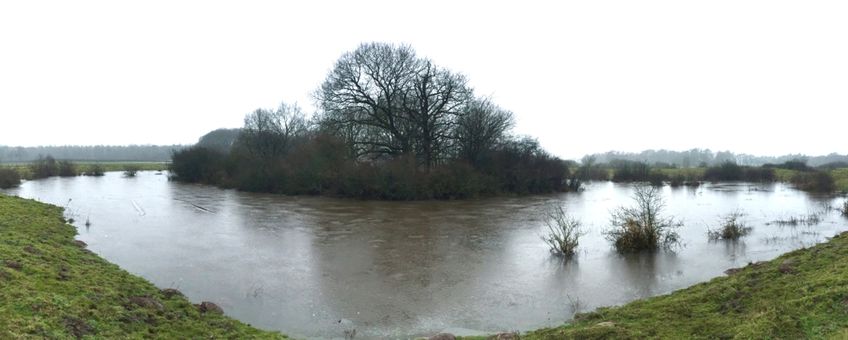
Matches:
[[1, 1, 845, 159]]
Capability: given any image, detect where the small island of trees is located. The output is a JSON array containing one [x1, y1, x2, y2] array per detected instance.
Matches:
[[170, 42, 578, 199]]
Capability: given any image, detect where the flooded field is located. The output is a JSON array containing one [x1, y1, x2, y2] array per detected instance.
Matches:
[[4, 172, 846, 339]]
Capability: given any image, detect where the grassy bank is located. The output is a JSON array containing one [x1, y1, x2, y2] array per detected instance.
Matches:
[[0, 194, 284, 339], [481, 230, 848, 339]]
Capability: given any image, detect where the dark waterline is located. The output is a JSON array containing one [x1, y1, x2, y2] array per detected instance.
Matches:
[[4, 172, 845, 339]]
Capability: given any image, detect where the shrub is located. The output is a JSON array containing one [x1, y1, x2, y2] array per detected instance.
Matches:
[[669, 171, 701, 187], [703, 162, 775, 182], [170, 146, 226, 183], [576, 157, 610, 181], [708, 211, 751, 240], [0, 168, 21, 189], [704, 162, 743, 181], [669, 174, 685, 187], [29, 155, 58, 179], [764, 160, 812, 172], [57, 161, 78, 177], [743, 167, 776, 182], [610, 160, 668, 184], [482, 137, 571, 194], [790, 171, 835, 192], [611, 160, 651, 182], [425, 161, 489, 199], [541, 205, 583, 257], [83, 164, 105, 176], [123, 165, 140, 177], [605, 185, 681, 252], [565, 176, 583, 192]]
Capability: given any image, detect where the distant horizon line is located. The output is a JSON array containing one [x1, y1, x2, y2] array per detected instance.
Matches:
[[1, 144, 845, 162]]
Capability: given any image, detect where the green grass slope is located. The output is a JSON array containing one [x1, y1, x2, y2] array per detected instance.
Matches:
[[0, 194, 285, 339]]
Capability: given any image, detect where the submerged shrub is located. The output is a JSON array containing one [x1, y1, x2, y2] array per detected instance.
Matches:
[[541, 205, 583, 257], [775, 160, 812, 172], [29, 155, 58, 179], [609, 160, 668, 185], [57, 160, 78, 177], [703, 162, 775, 182], [123, 165, 140, 177], [0, 168, 21, 189], [708, 211, 751, 240], [565, 176, 583, 192], [605, 185, 681, 252], [83, 164, 105, 176], [669, 174, 685, 187], [27, 156, 80, 178]]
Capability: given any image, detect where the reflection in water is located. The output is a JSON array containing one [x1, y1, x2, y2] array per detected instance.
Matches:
[[720, 240, 747, 261], [3, 173, 846, 339]]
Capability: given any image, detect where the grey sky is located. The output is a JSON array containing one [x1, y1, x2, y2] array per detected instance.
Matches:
[[1, 1, 845, 160]]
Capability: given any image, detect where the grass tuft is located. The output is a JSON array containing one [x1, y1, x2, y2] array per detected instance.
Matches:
[[708, 211, 752, 240]]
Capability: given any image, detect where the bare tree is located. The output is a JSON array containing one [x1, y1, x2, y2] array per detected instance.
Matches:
[[404, 59, 470, 168], [317, 42, 420, 159], [317, 42, 526, 172], [454, 98, 514, 167], [237, 102, 307, 160]]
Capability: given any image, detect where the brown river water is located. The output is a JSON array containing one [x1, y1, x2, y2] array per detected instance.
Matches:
[[4, 172, 846, 339]]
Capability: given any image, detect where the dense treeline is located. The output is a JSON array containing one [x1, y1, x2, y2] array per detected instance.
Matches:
[[0, 145, 182, 163], [171, 43, 575, 199], [584, 149, 848, 167]]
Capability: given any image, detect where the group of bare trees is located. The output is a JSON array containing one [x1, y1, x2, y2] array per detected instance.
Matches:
[[171, 42, 571, 199], [316, 42, 513, 169], [237, 103, 309, 161]]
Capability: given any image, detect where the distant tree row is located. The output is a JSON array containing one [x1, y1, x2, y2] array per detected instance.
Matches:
[[0, 145, 182, 163], [571, 158, 839, 193], [171, 42, 576, 199], [583, 149, 848, 168]]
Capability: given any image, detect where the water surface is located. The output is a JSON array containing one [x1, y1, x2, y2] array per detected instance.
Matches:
[[5, 172, 846, 338]]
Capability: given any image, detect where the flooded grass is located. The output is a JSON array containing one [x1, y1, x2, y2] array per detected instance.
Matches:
[[767, 213, 823, 227], [708, 211, 751, 240], [0, 194, 285, 339]]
